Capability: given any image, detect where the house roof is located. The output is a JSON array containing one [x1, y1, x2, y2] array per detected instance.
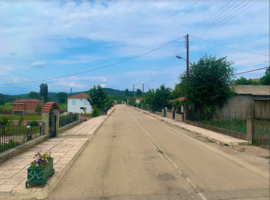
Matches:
[[231, 85, 270, 96], [169, 97, 186, 102], [137, 97, 144, 100], [13, 99, 44, 103], [251, 78, 260, 81], [68, 93, 89, 99]]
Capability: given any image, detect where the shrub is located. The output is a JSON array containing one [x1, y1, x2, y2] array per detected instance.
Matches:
[[80, 116, 88, 122], [91, 105, 102, 117], [35, 104, 42, 113], [27, 120, 39, 126], [0, 116, 10, 125]]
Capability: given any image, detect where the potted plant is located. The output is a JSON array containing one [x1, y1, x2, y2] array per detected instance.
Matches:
[[25, 151, 54, 188]]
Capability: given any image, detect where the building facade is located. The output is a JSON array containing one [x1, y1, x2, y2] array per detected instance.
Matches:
[[12, 99, 44, 115], [67, 93, 92, 113]]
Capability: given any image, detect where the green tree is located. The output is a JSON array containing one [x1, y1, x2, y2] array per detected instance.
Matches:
[[125, 89, 129, 97], [136, 89, 142, 97], [87, 85, 108, 111], [170, 83, 182, 99], [145, 85, 171, 111], [0, 93, 4, 105], [104, 95, 114, 108], [234, 77, 258, 85], [39, 83, 48, 102], [179, 54, 235, 114], [259, 67, 270, 85], [35, 104, 42, 113], [56, 92, 68, 103], [28, 91, 40, 99]]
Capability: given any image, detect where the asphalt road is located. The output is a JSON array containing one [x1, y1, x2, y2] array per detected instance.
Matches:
[[47, 105, 269, 200]]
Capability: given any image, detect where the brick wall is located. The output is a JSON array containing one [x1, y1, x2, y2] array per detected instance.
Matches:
[[13, 104, 25, 111]]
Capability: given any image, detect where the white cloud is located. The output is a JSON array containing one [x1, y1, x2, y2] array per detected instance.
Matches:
[[53, 55, 101, 65], [31, 61, 46, 68], [102, 79, 107, 82], [100, 84, 106, 88]]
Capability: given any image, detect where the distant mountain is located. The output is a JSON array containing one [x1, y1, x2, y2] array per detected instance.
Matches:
[[1, 88, 127, 103]]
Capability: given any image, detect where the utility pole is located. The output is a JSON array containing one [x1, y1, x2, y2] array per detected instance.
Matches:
[[142, 84, 144, 96], [133, 85, 135, 97], [186, 34, 189, 118], [70, 88, 72, 96], [186, 34, 189, 82]]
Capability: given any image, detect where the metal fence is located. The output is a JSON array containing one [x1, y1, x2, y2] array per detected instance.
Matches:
[[0, 126, 42, 153], [59, 113, 79, 128], [252, 120, 270, 149], [188, 111, 247, 134]]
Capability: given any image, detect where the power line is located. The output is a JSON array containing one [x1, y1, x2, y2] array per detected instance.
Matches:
[[0, 67, 38, 80], [234, 66, 269, 75], [190, 0, 239, 36], [190, 0, 245, 39], [190, 0, 258, 44], [190, 35, 269, 57], [0, 35, 186, 86]]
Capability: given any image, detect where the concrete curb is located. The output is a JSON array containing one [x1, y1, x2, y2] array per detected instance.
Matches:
[[93, 107, 115, 136], [129, 106, 248, 146], [8, 137, 91, 200]]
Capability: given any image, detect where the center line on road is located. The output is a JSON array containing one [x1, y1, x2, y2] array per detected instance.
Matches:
[[126, 107, 208, 200]]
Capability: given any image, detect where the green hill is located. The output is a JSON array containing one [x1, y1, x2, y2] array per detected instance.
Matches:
[[1, 88, 127, 103]]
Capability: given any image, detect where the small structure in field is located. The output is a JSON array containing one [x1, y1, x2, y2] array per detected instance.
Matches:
[[12, 99, 44, 115]]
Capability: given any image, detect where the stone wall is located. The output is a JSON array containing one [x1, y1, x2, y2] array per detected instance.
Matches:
[[58, 120, 81, 135], [166, 112, 173, 119], [175, 113, 183, 122], [0, 135, 49, 164], [185, 119, 247, 140]]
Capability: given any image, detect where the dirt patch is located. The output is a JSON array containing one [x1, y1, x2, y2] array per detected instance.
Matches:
[[157, 173, 176, 181]]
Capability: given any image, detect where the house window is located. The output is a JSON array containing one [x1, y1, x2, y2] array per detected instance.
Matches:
[[21, 105, 23, 106], [72, 100, 76, 105], [84, 100, 88, 105]]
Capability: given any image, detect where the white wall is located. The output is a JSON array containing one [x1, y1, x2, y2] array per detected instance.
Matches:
[[136, 99, 140, 104], [68, 98, 92, 113]]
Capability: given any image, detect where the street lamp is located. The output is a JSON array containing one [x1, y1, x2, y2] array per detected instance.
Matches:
[[176, 55, 186, 61], [27, 125, 31, 141]]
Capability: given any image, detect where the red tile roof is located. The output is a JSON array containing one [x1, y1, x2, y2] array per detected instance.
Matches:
[[169, 97, 186, 102], [68, 93, 89, 99], [13, 99, 44, 103], [41, 102, 60, 113], [251, 78, 260, 81]]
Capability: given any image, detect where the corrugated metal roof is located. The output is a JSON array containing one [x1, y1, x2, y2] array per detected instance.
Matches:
[[231, 85, 270, 96], [68, 93, 89, 99], [13, 99, 44, 103]]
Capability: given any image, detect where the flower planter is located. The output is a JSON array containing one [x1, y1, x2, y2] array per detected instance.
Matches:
[[25, 158, 55, 188]]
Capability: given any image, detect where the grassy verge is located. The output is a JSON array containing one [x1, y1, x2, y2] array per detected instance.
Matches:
[[0, 114, 41, 120], [0, 103, 12, 110]]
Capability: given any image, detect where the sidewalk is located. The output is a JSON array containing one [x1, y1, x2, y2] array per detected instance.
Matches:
[[0, 107, 115, 200], [59, 107, 115, 137], [132, 107, 249, 146]]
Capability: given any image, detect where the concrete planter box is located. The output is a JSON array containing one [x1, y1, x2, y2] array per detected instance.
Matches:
[[26, 158, 55, 188]]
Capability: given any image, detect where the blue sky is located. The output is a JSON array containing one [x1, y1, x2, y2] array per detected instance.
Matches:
[[0, 0, 269, 95]]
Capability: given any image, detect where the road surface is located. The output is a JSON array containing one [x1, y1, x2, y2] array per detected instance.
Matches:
[[47, 105, 269, 200]]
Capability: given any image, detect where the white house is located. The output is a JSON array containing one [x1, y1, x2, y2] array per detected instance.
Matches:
[[135, 97, 144, 104], [67, 93, 92, 113]]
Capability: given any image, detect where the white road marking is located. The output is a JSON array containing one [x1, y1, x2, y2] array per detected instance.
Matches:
[[126, 107, 208, 200]]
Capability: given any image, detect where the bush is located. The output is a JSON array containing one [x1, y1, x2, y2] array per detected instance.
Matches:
[[35, 104, 42, 113], [91, 105, 102, 117], [0, 116, 11, 125], [80, 116, 88, 122], [27, 120, 39, 126]]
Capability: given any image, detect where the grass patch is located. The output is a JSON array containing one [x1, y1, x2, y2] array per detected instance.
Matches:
[[0, 103, 12, 110], [201, 119, 247, 134], [0, 114, 41, 120], [57, 103, 67, 109], [208, 139, 215, 143]]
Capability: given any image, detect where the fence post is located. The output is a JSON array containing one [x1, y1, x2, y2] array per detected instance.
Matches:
[[161, 109, 165, 117], [246, 117, 252, 144]]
